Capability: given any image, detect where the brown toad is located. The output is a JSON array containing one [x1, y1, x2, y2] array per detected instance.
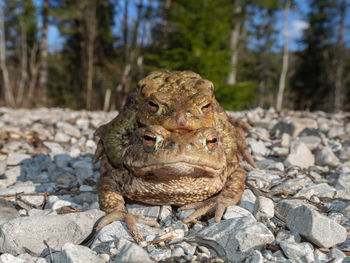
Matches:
[[97, 71, 255, 169], [95, 125, 245, 242]]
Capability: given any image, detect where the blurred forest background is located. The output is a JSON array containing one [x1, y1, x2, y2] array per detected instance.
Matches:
[[0, 0, 349, 112]]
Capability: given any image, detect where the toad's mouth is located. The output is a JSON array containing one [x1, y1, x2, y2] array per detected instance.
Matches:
[[127, 161, 225, 179]]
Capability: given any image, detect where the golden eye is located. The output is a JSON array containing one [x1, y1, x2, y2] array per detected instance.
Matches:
[[148, 101, 160, 114], [143, 130, 157, 151], [201, 103, 211, 113], [206, 134, 217, 150]]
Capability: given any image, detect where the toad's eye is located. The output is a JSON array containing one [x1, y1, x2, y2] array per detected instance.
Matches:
[[206, 134, 218, 151], [143, 131, 157, 151], [201, 103, 211, 113], [148, 101, 160, 114]]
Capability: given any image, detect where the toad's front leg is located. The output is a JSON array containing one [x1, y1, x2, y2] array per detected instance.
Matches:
[[180, 166, 245, 223], [96, 156, 159, 243]]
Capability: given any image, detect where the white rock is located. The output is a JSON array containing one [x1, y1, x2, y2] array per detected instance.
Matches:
[[256, 159, 284, 171], [295, 136, 321, 151], [76, 118, 90, 130], [295, 183, 336, 199], [279, 241, 314, 263], [44, 142, 66, 155], [57, 243, 105, 263], [284, 142, 315, 169], [148, 249, 172, 261], [45, 196, 72, 210], [271, 117, 318, 137], [0, 199, 20, 225], [6, 153, 30, 166], [253, 196, 274, 221], [57, 122, 81, 138], [247, 138, 267, 156], [0, 254, 26, 263], [0, 209, 105, 256], [113, 238, 153, 263], [335, 173, 350, 190], [315, 147, 340, 167], [238, 189, 257, 213], [197, 216, 274, 261], [54, 132, 71, 143], [223, 205, 253, 220], [0, 166, 22, 188], [286, 205, 347, 248], [275, 199, 309, 221]]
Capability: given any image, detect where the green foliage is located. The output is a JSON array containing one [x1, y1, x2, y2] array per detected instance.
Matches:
[[215, 81, 258, 110]]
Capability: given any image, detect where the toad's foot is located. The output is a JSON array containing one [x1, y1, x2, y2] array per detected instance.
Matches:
[[95, 210, 160, 243], [180, 195, 230, 223], [180, 168, 245, 223]]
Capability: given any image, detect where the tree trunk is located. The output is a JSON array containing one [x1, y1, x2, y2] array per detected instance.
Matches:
[[122, 0, 129, 64], [276, 0, 291, 111], [17, 18, 28, 106], [0, 3, 15, 107], [86, 1, 96, 110], [161, 0, 171, 49], [38, 0, 49, 106], [26, 44, 39, 107], [333, 0, 346, 112], [227, 0, 242, 85]]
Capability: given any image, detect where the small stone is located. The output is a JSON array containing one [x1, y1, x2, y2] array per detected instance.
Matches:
[[45, 196, 72, 210], [238, 189, 256, 213], [171, 247, 185, 257], [44, 142, 66, 155], [275, 199, 309, 221], [71, 160, 93, 183], [253, 196, 274, 221], [149, 249, 172, 261], [245, 250, 264, 263], [126, 203, 160, 221], [256, 159, 284, 171], [76, 118, 90, 130], [0, 199, 20, 225], [295, 183, 336, 199], [279, 241, 314, 263], [247, 138, 267, 156], [79, 185, 93, 192], [0, 166, 22, 189], [315, 147, 340, 167], [281, 133, 291, 147], [85, 140, 96, 149], [20, 195, 44, 207], [54, 154, 73, 168], [0, 209, 104, 256], [197, 217, 274, 261], [286, 205, 347, 248], [159, 205, 172, 221], [58, 243, 105, 263], [270, 146, 289, 157], [295, 136, 321, 151], [328, 248, 346, 262], [336, 173, 350, 190], [284, 142, 315, 169], [223, 205, 253, 220], [0, 254, 26, 263], [247, 170, 281, 189], [271, 117, 318, 137], [54, 132, 71, 143], [275, 230, 301, 244], [57, 122, 81, 138], [177, 241, 196, 255], [6, 153, 30, 166], [113, 238, 153, 263], [55, 172, 76, 187]]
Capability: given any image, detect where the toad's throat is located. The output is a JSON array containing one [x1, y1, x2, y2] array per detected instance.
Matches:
[[127, 162, 225, 179]]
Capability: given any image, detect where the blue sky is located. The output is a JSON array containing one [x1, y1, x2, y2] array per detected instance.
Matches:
[[33, 0, 349, 53]]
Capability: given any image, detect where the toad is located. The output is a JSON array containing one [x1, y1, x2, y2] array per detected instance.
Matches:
[[97, 71, 255, 169], [95, 125, 245, 242]]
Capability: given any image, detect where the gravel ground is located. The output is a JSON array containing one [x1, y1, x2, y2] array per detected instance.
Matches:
[[0, 107, 349, 263]]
